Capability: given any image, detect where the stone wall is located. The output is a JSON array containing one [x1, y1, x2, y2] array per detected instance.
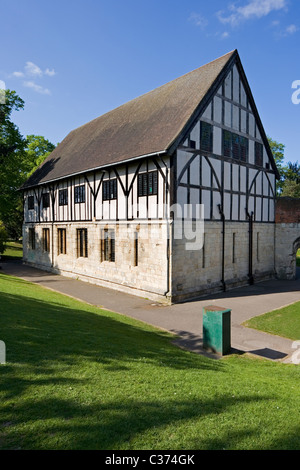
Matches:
[[275, 198, 300, 279], [170, 221, 275, 302], [23, 221, 170, 303]]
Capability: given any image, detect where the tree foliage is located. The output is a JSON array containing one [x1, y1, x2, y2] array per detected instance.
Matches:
[[268, 137, 300, 198], [0, 222, 8, 255], [0, 90, 55, 239]]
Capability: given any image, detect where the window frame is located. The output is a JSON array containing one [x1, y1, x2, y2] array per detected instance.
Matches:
[[59, 189, 68, 206], [101, 229, 115, 262], [74, 185, 86, 204], [28, 195, 34, 211], [28, 227, 35, 250], [57, 228, 67, 255], [102, 178, 117, 201], [42, 228, 50, 252], [42, 193, 50, 209], [200, 121, 213, 153], [77, 228, 88, 258], [138, 170, 158, 197], [255, 142, 263, 167], [222, 130, 249, 162]]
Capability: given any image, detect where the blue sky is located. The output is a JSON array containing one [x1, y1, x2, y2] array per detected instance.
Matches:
[[1, 0, 299, 163]]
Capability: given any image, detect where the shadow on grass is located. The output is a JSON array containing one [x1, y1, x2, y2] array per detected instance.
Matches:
[[0, 393, 276, 450], [1, 275, 299, 450], [2, 393, 299, 450], [0, 279, 220, 372]]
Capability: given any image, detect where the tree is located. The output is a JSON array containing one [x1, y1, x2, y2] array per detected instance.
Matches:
[[0, 90, 55, 239], [0, 90, 26, 222], [0, 222, 8, 255], [281, 179, 300, 198], [23, 134, 55, 176], [280, 162, 300, 198], [267, 137, 285, 195]]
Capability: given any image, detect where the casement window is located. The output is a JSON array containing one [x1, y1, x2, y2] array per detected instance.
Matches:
[[134, 232, 138, 267], [74, 185, 85, 204], [58, 228, 67, 255], [255, 142, 263, 167], [28, 195, 34, 210], [223, 130, 249, 162], [77, 228, 88, 258], [28, 228, 35, 250], [42, 228, 50, 252], [42, 193, 50, 209], [239, 136, 248, 162], [103, 179, 117, 201], [59, 189, 68, 206], [101, 229, 115, 262], [138, 170, 158, 197], [200, 121, 213, 153]]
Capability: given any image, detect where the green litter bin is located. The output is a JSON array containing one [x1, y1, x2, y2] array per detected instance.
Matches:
[[203, 305, 231, 355]]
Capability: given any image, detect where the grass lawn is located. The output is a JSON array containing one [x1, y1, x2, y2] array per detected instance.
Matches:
[[2, 241, 23, 260], [0, 272, 300, 450], [244, 302, 300, 341]]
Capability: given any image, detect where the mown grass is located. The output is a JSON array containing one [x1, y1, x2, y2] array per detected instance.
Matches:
[[0, 272, 299, 450], [244, 302, 300, 341], [2, 241, 23, 260]]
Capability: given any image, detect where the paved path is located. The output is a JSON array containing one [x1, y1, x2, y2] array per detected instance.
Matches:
[[1, 260, 300, 363]]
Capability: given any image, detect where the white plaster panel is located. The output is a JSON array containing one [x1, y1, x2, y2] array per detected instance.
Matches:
[[232, 65, 240, 103], [224, 71, 232, 99], [224, 193, 231, 219], [202, 103, 212, 120], [263, 198, 269, 222], [241, 109, 247, 133], [232, 105, 239, 131], [201, 158, 211, 187], [202, 190, 211, 219], [232, 195, 239, 220], [240, 166, 246, 190], [240, 195, 246, 220], [212, 192, 221, 219], [255, 198, 262, 221], [224, 101, 231, 127], [224, 162, 231, 190], [213, 126, 222, 156], [232, 164, 239, 191], [249, 114, 255, 137], [190, 157, 200, 186], [213, 96, 222, 124], [249, 140, 255, 164], [240, 82, 247, 108], [190, 121, 200, 148]]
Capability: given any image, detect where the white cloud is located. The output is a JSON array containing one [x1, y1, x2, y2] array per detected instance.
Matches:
[[189, 12, 208, 29], [25, 61, 43, 77], [285, 24, 298, 35], [221, 31, 230, 39], [217, 0, 287, 26], [11, 61, 56, 94], [12, 62, 56, 80], [23, 80, 51, 95], [45, 68, 56, 77], [12, 71, 25, 78]]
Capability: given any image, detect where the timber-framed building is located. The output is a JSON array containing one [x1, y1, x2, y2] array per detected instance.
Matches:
[[22, 50, 282, 303]]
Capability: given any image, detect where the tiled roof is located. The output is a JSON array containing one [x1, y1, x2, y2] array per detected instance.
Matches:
[[23, 50, 238, 187]]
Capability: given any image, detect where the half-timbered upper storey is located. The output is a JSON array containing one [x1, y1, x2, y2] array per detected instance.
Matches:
[[22, 49, 279, 225]]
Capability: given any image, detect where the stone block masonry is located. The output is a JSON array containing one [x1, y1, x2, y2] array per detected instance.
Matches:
[[275, 198, 300, 280]]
